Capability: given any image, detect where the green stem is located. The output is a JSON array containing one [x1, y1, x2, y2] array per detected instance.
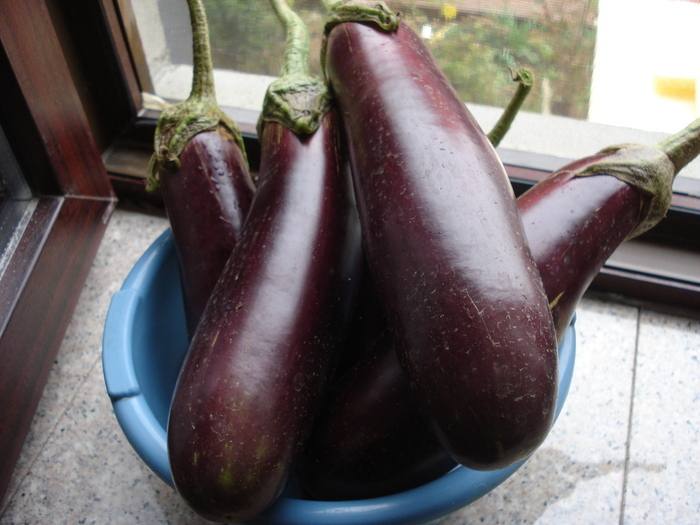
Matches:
[[188, 0, 216, 101], [570, 116, 700, 239], [259, 0, 332, 135], [487, 69, 533, 147], [269, 0, 311, 78], [658, 116, 700, 174], [146, 0, 246, 191]]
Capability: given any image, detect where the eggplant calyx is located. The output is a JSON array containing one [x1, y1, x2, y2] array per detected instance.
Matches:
[[324, 0, 400, 33], [146, 0, 247, 191], [146, 100, 243, 192], [263, 0, 333, 136], [571, 116, 700, 239], [570, 144, 675, 239], [258, 75, 333, 137], [321, 1, 400, 78]]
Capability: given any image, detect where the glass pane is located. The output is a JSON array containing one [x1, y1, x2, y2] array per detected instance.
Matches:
[[0, 121, 34, 278], [131, 0, 700, 196]]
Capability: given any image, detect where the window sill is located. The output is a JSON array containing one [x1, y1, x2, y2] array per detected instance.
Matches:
[[103, 105, 700, 317]]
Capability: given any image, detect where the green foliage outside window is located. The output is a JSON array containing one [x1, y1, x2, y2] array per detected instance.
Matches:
[[202, 0, 597, 119]]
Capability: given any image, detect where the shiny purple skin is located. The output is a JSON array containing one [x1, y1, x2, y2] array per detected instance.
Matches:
[[160, 129, 254, 338], [299, 157, 644, 500], [518, 157, 642, 337], [299, 328, 457, 500], [325, 20, 559, 471], [167, 113, 361, 522]]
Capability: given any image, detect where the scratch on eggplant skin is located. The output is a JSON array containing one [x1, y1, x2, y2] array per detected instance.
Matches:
[[513, 391, 537, 402], [210, 328, 220, 347], [549, 291, 564, 309], [466, 290, 500, 347], [341, 24, 354, 55]]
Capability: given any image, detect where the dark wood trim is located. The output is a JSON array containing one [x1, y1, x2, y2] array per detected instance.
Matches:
[[591, 268, 700, 319], [111, 0, 155, 96], [0, 0, 117, 504], [0, 1, 114, 198], [41, 0, 145, 154]]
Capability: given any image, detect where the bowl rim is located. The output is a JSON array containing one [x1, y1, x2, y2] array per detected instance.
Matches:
[[103, 228, 577, 525]]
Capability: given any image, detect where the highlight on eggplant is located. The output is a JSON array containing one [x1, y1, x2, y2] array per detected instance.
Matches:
[[166, 0, 361, 521], [321, 0, 559, 471], [298, 115, 700, 500], [145, 0, 254, 338]]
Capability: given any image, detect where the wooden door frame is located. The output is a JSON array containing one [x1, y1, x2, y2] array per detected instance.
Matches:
[[0, 0, 117, 502]]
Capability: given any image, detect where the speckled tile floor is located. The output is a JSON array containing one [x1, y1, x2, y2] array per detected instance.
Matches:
[[1, 207, 698, 524]]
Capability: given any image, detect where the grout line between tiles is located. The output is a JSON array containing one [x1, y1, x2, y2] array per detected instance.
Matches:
[[619, 307, 642, 525], [0, 353, 103, 519]]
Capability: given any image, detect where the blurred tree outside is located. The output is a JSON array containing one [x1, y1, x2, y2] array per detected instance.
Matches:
[[202, 0, 598, 119], [202, 0, 325, 78], [413, 0, 598, 119]]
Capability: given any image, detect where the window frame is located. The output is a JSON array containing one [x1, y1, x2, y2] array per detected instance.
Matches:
[[0, 0, 117, 503]]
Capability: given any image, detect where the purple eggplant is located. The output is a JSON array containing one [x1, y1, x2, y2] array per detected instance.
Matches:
[[322, 0, 559, 471], [299, 117, 700, 500], [146, 0, 254, 338], [333, 68, 535, 376], [523, 118, 700, 334], [166, 0, 361, 521]]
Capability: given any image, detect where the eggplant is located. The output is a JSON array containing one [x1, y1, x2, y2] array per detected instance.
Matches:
[[334, 68, 535, 375], [166, 0, 361, 521], [524, 117, 700, 335], [146, 0, 254, 338], [300, 326, 457, 500], [322, 0, 559, 471], [298, 117, 700, 500]]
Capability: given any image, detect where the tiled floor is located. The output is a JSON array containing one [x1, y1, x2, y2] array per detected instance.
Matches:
[[1, 208, 698, 524]]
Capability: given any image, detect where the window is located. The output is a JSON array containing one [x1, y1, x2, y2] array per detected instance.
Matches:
[[0, 122, 33, 276], [97, 0, 700, 310], [131, 0, 700, 197]]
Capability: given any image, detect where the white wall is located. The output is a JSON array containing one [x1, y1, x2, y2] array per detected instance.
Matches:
[[589, 0, 700, 134]]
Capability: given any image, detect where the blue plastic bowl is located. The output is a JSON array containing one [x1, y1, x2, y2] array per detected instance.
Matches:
[[103, 228, 576, 525]]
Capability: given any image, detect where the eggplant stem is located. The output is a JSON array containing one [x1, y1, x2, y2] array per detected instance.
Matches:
[[188, 0, 216, 102], [270, 0, 311, 77], [260, 0, 332, 135], [487, 69, 534, 148], [658, 117, 700, 174], [146, 0, 247, 191], [570, 117, 700, 240]]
